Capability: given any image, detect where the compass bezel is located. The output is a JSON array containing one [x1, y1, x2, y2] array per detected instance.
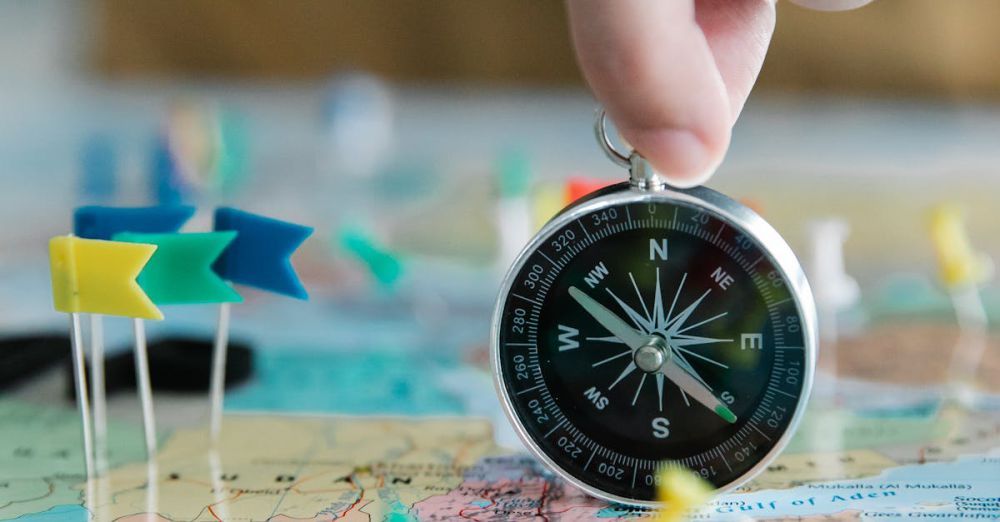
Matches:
[[490, 183, 818, 507]]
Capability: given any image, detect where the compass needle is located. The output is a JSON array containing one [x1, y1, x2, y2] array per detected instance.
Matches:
[[494, 114, 815, 505], [655, 373, 665, 412], [673, 351, 713, 391], [661, 359, 736, 423], [568, 286, 646, 349], [586, 335, 627, 345]]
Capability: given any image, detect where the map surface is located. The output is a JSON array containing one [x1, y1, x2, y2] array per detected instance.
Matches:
[[1, 395, 998, 521]]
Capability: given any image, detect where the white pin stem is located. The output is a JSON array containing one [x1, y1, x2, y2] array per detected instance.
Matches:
[[132, 318, 157, 458], [948, 284, 989, 398], [209, 302, 231, 444], [70, 313, 96, 481], [89, 314, 108, 474], [209, 449, 230, 519], [145, 458, 159, 521]]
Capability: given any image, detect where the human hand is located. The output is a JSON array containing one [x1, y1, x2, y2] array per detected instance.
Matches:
[[567, 0, 871, 187], [567, 0, 776, 187]]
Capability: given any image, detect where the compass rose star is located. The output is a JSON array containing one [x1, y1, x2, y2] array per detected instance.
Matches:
[[570, 267, 735, 421]]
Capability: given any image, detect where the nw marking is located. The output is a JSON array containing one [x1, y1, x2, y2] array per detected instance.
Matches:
[[584, 261, 610, 289]]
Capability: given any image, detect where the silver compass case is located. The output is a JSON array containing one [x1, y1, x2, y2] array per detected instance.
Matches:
[[490, 111, 818, 507]]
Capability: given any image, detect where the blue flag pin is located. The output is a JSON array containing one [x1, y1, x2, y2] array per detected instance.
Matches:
[[71, 205, 195, 471], [74, 205, 196, 240], [212, 207, 313, 299], [207, 207, 312, 441]]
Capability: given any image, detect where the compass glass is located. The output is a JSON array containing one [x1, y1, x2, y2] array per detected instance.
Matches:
[[496, 196, 809, 503]]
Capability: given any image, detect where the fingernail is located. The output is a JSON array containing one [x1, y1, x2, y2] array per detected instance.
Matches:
[[664, 154, 722, 189], [626, 127, 727, 189]]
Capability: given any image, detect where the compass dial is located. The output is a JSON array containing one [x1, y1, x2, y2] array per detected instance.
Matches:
[[494, 191, 813, 505]]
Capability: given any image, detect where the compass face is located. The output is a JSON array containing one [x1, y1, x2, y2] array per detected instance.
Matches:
[[494, 191, 813, 504]]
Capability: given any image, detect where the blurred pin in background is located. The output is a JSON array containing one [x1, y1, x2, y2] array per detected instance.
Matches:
[[928, 205, 994, 404], [806, 218, 860, 391], [79, 134, 118, 204], [494, 149, 533, 273], [338, 227, 404, 291], [565, 176, 614, 205], [152, 103, 251, 206], [530, 176, 616, 231], [322, 73, 395, 179]]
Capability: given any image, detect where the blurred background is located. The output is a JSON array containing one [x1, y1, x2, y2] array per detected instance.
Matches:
[[1, 0, 999, 430]]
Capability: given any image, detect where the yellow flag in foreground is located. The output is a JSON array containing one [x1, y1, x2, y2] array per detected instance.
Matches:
[[655, 466, 714, 522], [49, 236, 163, 320]]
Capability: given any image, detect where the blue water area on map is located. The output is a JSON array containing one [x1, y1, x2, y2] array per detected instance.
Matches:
[[225, 348, 472, 415], [857, 401, 940, 418], [3, 505, 87, 522], [708, 452, 1000, 520]]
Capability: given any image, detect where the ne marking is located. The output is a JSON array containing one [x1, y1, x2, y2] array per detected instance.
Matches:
[[579, 221, 592, 240], [539, 251, 558, 267], [505, 342, 536, 347]]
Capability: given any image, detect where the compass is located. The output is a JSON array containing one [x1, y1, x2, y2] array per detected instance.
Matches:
[[491, 111, 817, 506]]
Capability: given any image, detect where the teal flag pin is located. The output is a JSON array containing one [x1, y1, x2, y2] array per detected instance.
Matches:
[[113, 231, 242, 458], [114, 232, 243, 305]]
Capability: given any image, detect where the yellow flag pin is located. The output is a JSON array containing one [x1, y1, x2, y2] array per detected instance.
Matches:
[[929, 205, 994, 290], [49, 236, 163, 320], [654, 465, 714, 522]]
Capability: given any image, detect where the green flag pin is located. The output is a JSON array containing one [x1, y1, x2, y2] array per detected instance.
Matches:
[[115, 232, 243, 305]]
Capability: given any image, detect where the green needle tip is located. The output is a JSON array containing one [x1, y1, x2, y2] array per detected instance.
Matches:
[[716, 405, 737, 424]]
